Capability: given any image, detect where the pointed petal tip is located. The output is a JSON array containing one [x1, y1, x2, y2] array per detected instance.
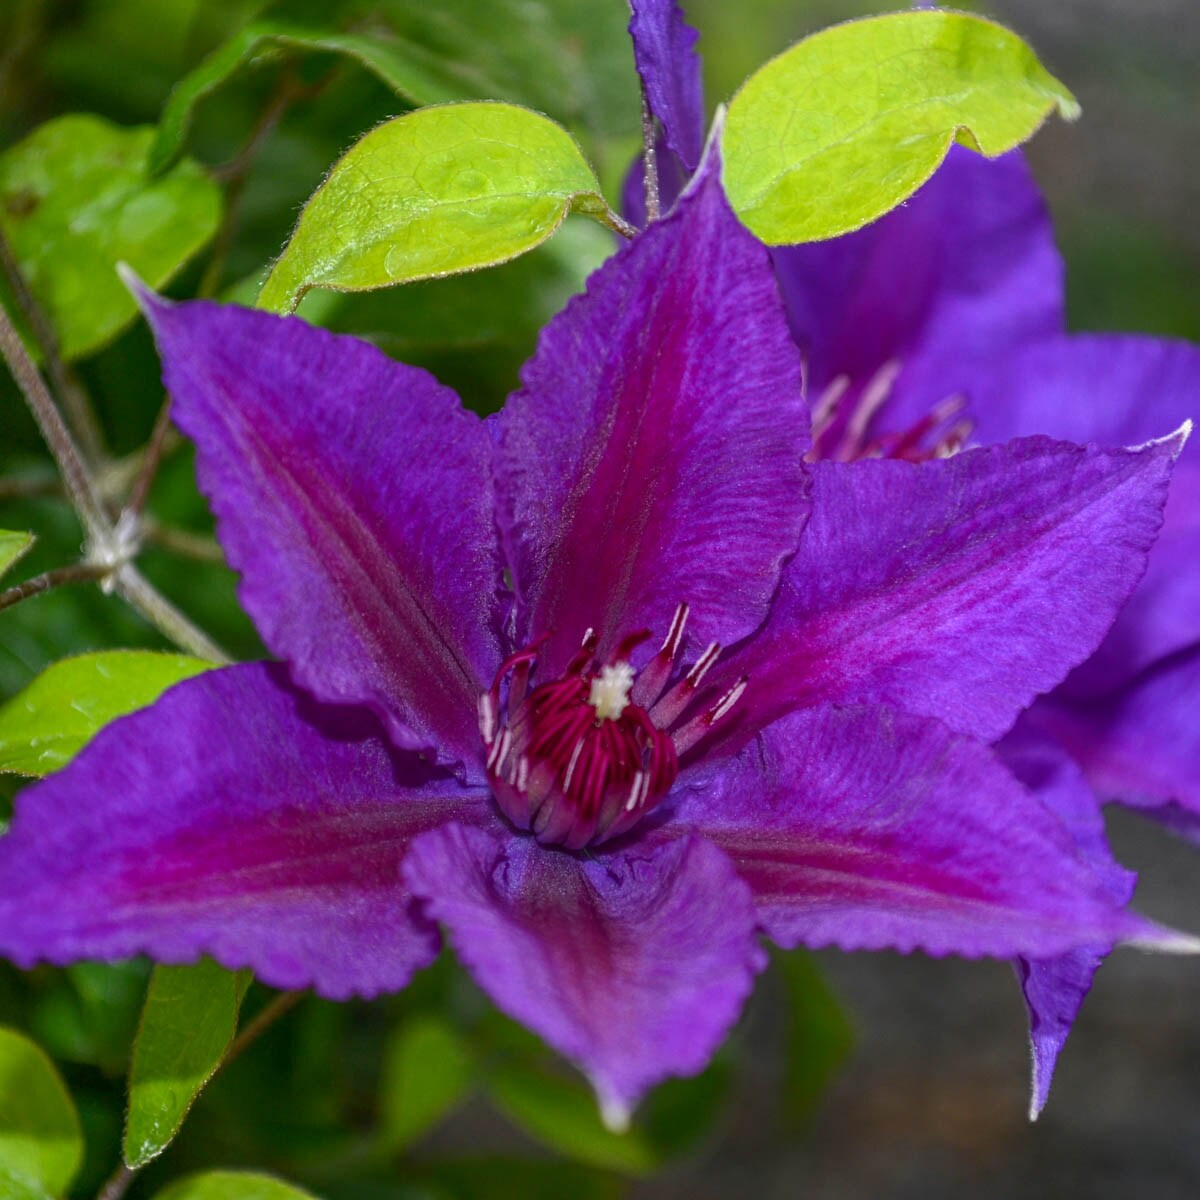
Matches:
[[116, 262, 170, 319], [596, 1085, 633, 1134], [1123, 924, 1200, 956], [1130, 418, 1192, 460]]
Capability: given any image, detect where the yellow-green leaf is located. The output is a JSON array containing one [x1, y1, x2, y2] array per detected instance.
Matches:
[[154, 1171, 320, 1200], [0, 651, 213, 777], [123, 962, 252, 1170], [0, 115, 221, 359], [0, 1028, 83, 1200], [723, 10, 1079, 244], [0, 532, 34, 582], [257, 102, 612, 314]]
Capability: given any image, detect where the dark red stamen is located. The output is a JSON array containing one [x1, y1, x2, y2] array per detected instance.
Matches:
[[808, 361, 974, 463], [480, 605, 743, 850]]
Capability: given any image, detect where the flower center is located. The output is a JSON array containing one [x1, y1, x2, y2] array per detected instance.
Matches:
[[808, 359, 974, 462], [478, 604, 747, 850]]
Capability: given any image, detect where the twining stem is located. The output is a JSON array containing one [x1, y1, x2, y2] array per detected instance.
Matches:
[[0, 225, 107, 462], [640, 84, 661, 224], [143, 520, 226, 564], [91, 990, 304, 1200], [0, 233, 232, 659], [124, 397, 174, 518], [220, 990, 305, 1072], [0, 561, 111, 613], [0, 294, 110, 542], [113, 567, 229, 663]]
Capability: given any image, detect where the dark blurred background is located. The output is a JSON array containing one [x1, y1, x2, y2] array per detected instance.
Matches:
[[1, 2, 1198, 1197]]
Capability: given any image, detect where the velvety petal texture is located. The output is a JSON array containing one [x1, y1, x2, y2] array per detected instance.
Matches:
[[961, 334, 1200, 691], [627, 0, 705, 171], [1023, 648, 1200, 827], [999, 729, 1134, 1119], [771, 146, 1063, 435], [673, 705, 1154, 959], [713, 434, 1183, 747], [403, 822, 763, 1125], [0, 664, 492, 998], [496, 149, 810, 673], [139, 289, 504, 769]]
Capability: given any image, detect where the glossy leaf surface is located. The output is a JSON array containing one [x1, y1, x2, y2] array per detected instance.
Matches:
[[723, 11, 1079, 243], [0, 651, 212, 777], [257, 103, 609, 312], [123, 961, 251, 1169]]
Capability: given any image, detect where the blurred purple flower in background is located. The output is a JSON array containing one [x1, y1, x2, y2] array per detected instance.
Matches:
[[629, 0, 1200, 1116], [0, 133, 1190, 1127]]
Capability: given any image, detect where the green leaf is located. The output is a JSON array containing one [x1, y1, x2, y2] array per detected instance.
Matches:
[[148, 1, 640, 176], [722, 10, 1080, 243], [482, 1058, 659, 1174], [0, 650, 213, 777], [295, 215, 614, 413], [256, 102, 612, 314], [380, 1014, 475, 1152], [0, 532, 34, 582], [0, 114, 221, 360], [776, 949, 853, 1125], [0, 1027, 83, 1199], [123, 961, 252, 1170], [154, 1170, 320, 1200], [148, 19, 464, 177]]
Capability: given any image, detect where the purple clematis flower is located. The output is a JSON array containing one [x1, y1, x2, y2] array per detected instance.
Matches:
[[0, 135, 1193, 1126], [628, 0, 1200, 1118]]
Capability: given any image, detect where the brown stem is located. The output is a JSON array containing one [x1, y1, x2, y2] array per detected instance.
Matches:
[[124, 397, 174, 517], [0, 469, 60, 500], [220, 990, 305, 1072], [143, 520, 226, 564], [0, 297, 110, 542], [0, 561, 110, 613], [0, 225, 107, 462], [94, 1163, 136, 1200], [640, 85, 661, 224]]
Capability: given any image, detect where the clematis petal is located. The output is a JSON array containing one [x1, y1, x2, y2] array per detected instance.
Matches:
[[403, 822, 764, 1126], [771, 146, 1063, 421], [671, 705, 1160, 960], [711, 432, 1185, 748], [136, 287, 503, 769], [1022, 646, 1200, 835], [0, 663, 494, 998], [998, 727, 1134, 1119], [628, 0, 706, 172], [496, 144, 810, 674], [962, 334, 1200, 690]]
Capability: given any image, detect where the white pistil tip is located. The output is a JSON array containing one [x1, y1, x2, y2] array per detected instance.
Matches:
[[589, 661, 636, 722]]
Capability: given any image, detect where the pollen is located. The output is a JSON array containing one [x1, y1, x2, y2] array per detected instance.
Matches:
[[588, 661, 635, 721]]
